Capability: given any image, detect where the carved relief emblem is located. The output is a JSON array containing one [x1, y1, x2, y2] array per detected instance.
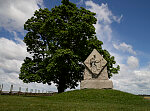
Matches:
[[84, 49, 107, 75]]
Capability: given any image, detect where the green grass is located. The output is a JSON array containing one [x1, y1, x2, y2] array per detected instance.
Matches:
[[0, 89, 150, 111]]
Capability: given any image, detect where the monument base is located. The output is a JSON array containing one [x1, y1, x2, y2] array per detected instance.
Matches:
[[80, 80, 113, 89]]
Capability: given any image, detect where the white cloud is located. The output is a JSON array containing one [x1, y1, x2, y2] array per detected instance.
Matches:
[[85, 1, 122, 41], [110, 50, 148, 95], [110, 52, 149, 95], [0, 0, 44, 32], [0, 37, 29, 60], [113, 42, 136, 55], [134, 70, 150, 78], [0, 37, 57, 92], [0, 37, 28, 80], [127, 56, 139, 69], [112, 62, 150, 95], [110, 45, 150, 95]]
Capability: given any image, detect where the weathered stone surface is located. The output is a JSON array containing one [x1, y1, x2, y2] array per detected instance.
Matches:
[[81, 49, 113, 89], [84, 49, 107, 75], [83, 66, 108, 80], [80, 80, 113, 89]]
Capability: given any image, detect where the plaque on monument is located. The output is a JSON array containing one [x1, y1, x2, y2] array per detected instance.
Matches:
[[80, 49, 113, 89]]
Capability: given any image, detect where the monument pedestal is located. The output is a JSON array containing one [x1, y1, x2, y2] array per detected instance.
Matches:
[[80, 49, 113, 90], [80, 80, 113, 89]]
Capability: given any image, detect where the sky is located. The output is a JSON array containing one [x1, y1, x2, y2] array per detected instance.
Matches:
[[0, 0, 150, 94]]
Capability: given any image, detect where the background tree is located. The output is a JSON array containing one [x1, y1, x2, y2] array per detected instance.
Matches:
[[19, 0, 120, 93]]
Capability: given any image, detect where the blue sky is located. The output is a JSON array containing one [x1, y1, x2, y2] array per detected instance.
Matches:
[[0, 0, 150, 94]]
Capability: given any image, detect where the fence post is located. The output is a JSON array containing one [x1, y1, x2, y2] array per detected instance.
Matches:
[[26, 88, 28, 93], [10, 85, 13, 94], [19, 87, 21, 92], [30, 89, 33, 93], [0, 84, 3, 92], [35, 89, 37, 93], [17, 87, 21, 95], [0, 84, 2, 94]]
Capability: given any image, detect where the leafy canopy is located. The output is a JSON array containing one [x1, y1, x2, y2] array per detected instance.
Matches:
[[19, 0, 120, 93]]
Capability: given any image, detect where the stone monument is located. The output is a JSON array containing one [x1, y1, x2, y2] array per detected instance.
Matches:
[[80, 49, 113, 89]]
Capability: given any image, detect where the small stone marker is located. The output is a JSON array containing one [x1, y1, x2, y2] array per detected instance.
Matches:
[[0, 84, 3, 93], [19, 87, 21, 92], [80, 49, 113, 89], [26, 88, 28, 93], [10, 85, 13, 93], [30, 89, 33, 93], [35, 89, 37, 93]]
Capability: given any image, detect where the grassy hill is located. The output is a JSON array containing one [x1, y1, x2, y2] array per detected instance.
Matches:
[[0, 89, 150, 111]]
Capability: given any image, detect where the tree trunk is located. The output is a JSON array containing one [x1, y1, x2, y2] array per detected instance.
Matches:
[[57, 74, 66, 93], [57, 83, 66, 93], [58, 85, 65, 93]]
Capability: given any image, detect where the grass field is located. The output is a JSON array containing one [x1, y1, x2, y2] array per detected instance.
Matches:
[[0, 89, 150, 111]]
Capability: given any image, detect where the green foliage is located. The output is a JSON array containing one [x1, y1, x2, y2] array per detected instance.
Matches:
[[1, 89, 150, 111], [19, 0, 120, 93]]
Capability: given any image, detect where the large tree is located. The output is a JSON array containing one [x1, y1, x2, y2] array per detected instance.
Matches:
[[19, 0, 120, 93]]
